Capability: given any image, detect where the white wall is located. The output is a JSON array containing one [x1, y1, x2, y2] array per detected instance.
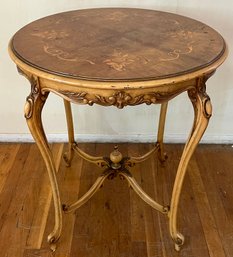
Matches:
[[0, 1, 233, 143]]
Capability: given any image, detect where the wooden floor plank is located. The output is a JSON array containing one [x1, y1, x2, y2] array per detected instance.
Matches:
[[0, 144, 32, 257], [1, 144, 45, 257], [0, 143, 231, 257], [0, 143, 20, 194], [194, 145, 233, 257], [0, 144, 30, 230], [100, 143, 130, 257], [188, 157, 226, 257], [140, 143, 165, 257]]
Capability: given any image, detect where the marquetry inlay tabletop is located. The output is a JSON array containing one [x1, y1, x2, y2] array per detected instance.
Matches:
[[11, 8, 225, 82]]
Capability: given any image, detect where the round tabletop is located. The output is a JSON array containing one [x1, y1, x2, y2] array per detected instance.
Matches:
[[11, 8, 226, 82]]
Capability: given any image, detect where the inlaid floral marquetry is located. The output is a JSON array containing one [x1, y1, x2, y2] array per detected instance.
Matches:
[[11, 8, 225, 82], [103, 50, 136, 72]]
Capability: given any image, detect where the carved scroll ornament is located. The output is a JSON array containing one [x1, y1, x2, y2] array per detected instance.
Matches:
[[17, 67, 48, 119], [188, 73, 213, 119], [24, 79, 39, 119], [57, 87, 187, 109]]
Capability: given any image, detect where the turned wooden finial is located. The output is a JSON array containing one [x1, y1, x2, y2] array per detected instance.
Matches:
[[110, 145, 123, 169]]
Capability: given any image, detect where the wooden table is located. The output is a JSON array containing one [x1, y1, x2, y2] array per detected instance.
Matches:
[[9, 8, 227, 252]]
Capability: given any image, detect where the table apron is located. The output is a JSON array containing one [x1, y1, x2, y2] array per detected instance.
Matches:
[[39, 78, 197, 108]]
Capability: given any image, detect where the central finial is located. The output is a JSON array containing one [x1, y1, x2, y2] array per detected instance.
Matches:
[[109, 145, 123, 170]]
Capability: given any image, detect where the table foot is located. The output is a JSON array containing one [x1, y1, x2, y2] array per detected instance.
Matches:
[[49, 243, 57, 252], [173, 233, 185, 251], [48, 233, 60, 252]]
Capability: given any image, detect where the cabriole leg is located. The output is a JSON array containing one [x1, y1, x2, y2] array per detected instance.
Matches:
[[63, 99, 75, 167], [157, 102, 168, 163], [24, 79, 62, 251], [168, 80, 212, 251]]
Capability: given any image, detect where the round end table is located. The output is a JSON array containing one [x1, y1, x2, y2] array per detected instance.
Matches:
[[9, 8, 227, 252]]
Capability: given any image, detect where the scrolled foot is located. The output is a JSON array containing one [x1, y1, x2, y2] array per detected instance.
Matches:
[[50, 242, 57, 252], [173, 233, 185, 251], [47, 233, 60, 252]]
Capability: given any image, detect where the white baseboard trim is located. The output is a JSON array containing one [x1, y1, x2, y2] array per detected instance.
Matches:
[[0, 133, 233, 144]]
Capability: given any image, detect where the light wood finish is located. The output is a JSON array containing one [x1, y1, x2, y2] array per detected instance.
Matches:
[[63, 99, 75, 167], [24, 88, 63, 251], [8, 8, 228, 251], [62, 170, 109, 213], [0, 143, 232, 257], [157, 102, 168, 163]]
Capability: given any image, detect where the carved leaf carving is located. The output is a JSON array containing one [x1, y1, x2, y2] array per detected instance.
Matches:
[[58, 88, 187, 108]]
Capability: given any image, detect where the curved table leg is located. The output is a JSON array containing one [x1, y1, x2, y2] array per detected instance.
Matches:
[[63, 99, 75, 167], [24, 81, 62, 251], [157, 102, 168, 163], [169, 83, 212, 251]]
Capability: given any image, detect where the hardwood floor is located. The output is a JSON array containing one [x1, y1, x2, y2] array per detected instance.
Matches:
[[0, 143, 232, 257]]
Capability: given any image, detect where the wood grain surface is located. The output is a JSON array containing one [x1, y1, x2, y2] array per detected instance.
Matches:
[[11, 8, 226, 82], [0, 143, 232, 257]]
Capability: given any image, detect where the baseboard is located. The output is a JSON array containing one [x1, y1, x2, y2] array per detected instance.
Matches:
[[0, 133, 233, 144]]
